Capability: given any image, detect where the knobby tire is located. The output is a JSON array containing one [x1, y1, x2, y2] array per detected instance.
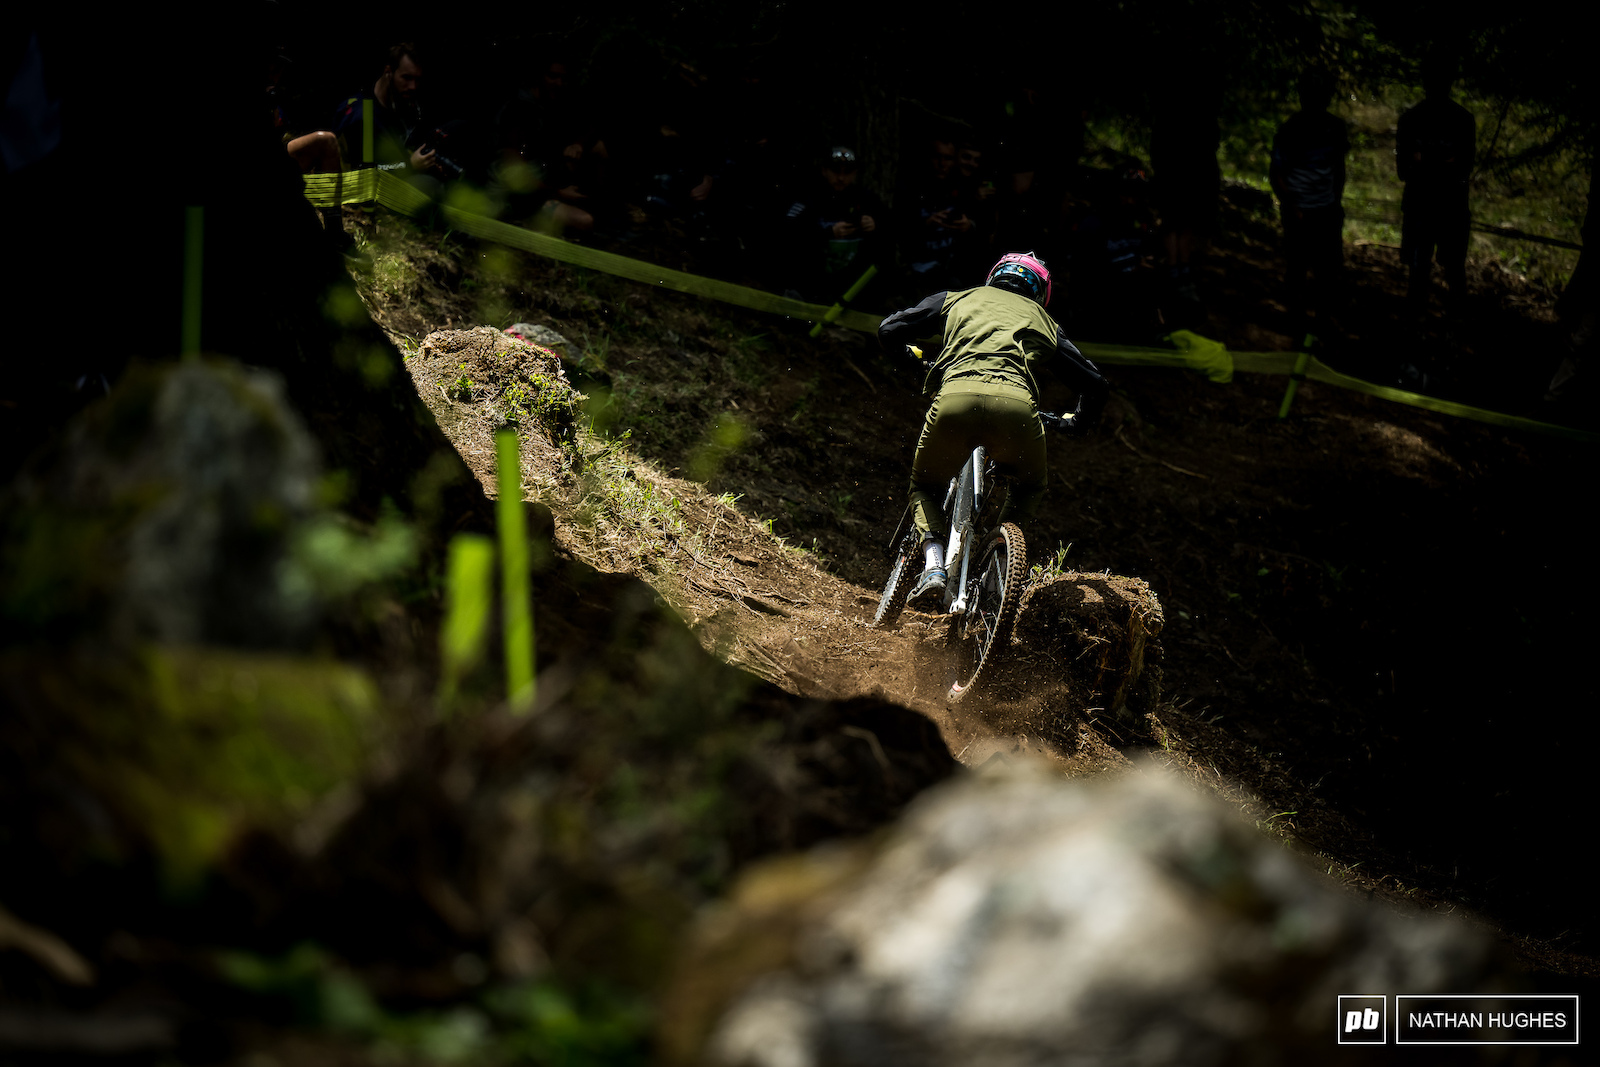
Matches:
[[947, 522, 1026, 702], [872, 535, 919, 628]]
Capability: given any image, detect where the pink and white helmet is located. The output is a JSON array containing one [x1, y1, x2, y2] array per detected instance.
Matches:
[[986, 251, 1052, 307]]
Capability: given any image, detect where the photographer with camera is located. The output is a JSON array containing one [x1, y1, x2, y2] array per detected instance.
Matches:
[[333, 42, 461, 197]]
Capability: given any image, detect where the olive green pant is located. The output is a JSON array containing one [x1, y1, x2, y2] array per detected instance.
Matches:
[[910, 383, 1047, 539]]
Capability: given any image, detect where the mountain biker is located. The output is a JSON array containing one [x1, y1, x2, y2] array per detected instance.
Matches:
[[878, 251, 1109, 604]]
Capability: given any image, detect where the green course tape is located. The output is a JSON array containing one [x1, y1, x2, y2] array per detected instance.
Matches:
[[1301, 357, 1599, 442], [303, 170, 379, 205], [1082, 340, 1597, 442], [433, 195, 885, 332], [307, 172, 883, 328], [304, 172, 1596, 444]]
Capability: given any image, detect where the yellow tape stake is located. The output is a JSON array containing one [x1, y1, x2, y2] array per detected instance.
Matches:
[[496, 429, 535, 713], [362, 99, 373, 166], [1278, 334, 1316, 420], [809, 264, 879, 338]]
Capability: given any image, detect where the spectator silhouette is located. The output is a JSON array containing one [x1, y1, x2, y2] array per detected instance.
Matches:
[[1064, 164, 1160, 341], [493, 53, 609, 235], [266, 48, 369, 269], [901, 135, 966, 292], [333, 43, 451, 196], [700, 59, 791, 266], [1396, 53, 1475, 318], [778, 146, 886, 302], [1149, 64, 1222, 329], [636, 66, 716, 233], [951, 140, 998, 278], [1270, 68, 1348, 336], [992, 75, 1084, 256]]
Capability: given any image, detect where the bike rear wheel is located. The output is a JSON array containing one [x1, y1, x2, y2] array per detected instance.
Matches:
[[947, 522, 1026, 701], [872, 533, 919, 628]]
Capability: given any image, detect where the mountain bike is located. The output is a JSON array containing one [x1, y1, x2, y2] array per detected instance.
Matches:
[[872, 412, 1076, 701]]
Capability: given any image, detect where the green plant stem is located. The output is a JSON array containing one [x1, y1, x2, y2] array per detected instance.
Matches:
[[438, 533, 495, 707], [497, 430, 536, 712]]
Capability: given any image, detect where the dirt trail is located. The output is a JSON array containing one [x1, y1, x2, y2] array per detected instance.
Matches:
[[404, 327, 1157, 779], [358, 205, 1600, 969]]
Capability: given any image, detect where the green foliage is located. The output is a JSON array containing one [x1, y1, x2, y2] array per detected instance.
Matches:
[[440, 533, 496, 704], [64, 646, 384, 886], [281, 504, 417, 605], [487, 981, 651, 1066], [218, 946, 650, 1065], [571, 431, 697, 569], [1029, 542, 1074, 583], [216, 943, 384, 1034], [321, 281, 369, 328], [726, 332, 773, 387], [371, 249, 418, 300], [1080, 1, 1590, 290], [444, 183, 499, 220], [687, 412, 750, 483], [500, 371, 580, 434], [448, 368, 477, 401]]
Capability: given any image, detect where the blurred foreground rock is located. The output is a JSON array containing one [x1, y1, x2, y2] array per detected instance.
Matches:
[[665, 762, 1519, 1067], [3, 359, 323, 648], [0, 357, 960, 1060]]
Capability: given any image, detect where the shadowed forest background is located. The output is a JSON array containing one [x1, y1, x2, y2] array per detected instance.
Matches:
[[3, 0, 1597, 1063]]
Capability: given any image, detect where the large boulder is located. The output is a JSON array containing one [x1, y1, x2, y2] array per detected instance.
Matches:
[[664, 761, 1515, 1067]]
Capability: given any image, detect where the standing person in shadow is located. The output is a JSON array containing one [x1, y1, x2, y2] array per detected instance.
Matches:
[[1396, 53, 1475, 320], [1149, 64, 1222, 330], [1270, 68, 1349, 340]]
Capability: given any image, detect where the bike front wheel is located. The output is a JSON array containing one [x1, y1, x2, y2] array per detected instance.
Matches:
[[947, 522, 1026, 702], [871, 534, 919, 628]]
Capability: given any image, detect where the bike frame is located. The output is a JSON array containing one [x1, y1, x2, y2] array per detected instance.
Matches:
[[874, 410, 1064, 631], [940, 445, 991, 617]]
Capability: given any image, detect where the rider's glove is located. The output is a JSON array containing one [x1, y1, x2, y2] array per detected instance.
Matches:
[[1042, 412, 1087, 437]]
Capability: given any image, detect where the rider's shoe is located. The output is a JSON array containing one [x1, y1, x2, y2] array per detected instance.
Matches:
[[908, 567, 947, 605]]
